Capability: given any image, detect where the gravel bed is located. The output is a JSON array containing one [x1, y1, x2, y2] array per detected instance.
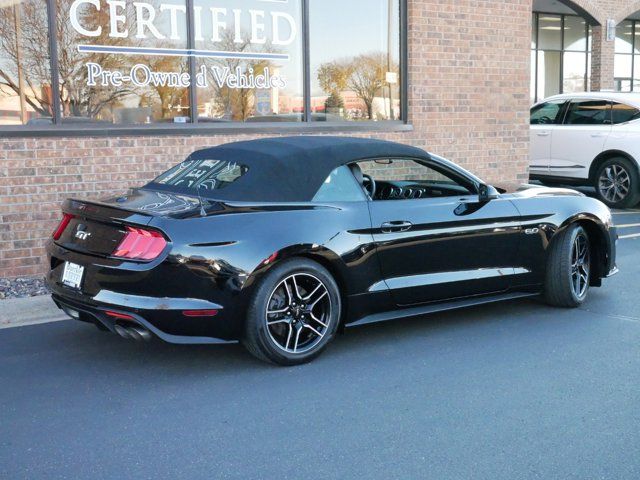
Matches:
[[0, 277, 50, 300]]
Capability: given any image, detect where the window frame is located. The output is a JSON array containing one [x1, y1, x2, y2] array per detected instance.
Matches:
[[354, 156, 480, 202], [531, 11, 592, 104], [614, 19, 639, 92], [1, 0, 409, 137]]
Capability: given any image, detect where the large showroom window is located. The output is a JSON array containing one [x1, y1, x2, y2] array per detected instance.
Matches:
[[0, 0, 406, 130], [309, 0, 401, 121], [0, 0, 53, 125], [531, 12, 591, 104], [614, 20, 640, 92]]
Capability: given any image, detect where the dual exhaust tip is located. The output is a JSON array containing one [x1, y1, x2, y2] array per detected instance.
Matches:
[[114, 323, 152, 342], [60, 303, 152, 342]]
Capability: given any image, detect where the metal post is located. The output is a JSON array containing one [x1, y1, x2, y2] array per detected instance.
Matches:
[[13, 4, 27, 124], [302, 0, 311, 122], [387, 0, 395, 120]]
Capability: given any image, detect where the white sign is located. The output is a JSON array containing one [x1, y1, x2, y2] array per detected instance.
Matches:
[[73, 1, 296, 90], [86, 63, 287, 89], [69, 0, 297, 46]]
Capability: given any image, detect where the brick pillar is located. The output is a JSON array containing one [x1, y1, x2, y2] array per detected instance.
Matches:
[[590, 24, 615, 91]]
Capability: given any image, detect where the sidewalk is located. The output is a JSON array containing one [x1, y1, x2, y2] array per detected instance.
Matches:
[[0, 295, 67, 329]]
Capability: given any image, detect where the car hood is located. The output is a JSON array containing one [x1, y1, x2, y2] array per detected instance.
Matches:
[[505, 184, 585, 199]]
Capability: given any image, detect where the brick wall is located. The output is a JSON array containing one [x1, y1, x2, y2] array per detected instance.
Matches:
[[0, 0, 533, 279]]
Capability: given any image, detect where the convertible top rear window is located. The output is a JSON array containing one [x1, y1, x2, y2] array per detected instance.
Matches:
[[153, 159, 248, 191], [144, 137, 433, 203]]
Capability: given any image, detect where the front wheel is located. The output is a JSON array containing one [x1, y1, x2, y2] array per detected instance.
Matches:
[[544, 224, 591, 308], [243, 258, 341, 366], [594, 157, 640, 209]]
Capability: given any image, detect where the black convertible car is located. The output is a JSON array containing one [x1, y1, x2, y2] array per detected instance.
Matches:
[[46, 137, 618, 365]]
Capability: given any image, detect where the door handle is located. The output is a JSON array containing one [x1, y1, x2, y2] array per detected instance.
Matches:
[[591, 133, 604, 137], [536, 131, 550, 137], [381, 221, 413, 233]]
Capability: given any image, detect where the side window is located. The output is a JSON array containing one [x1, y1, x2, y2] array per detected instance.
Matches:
[[530, 100, 564, 125], [611, 102, 640, 124], [313, 166, 366, 202], [564, 100, 611, 125], [357, 159, 474, 200]]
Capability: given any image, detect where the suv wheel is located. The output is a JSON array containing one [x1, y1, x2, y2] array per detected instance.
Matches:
[[243, 258, 341, 366], [594, 157, 640, 209]]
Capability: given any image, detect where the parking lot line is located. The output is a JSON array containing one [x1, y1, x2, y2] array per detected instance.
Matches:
[[619, 233, 640, 239], [616, 223, 640, 228]]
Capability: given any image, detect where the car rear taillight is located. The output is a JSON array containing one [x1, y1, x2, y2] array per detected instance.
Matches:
[[52, 213, 74, 240], [113, 226, 167, 261]]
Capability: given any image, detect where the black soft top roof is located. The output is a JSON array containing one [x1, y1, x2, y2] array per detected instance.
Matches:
[[149, 136, 430, 203]]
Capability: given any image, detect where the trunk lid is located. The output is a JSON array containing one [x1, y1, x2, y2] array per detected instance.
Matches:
[[71, 188, 208, 219], [56, 189, 218, 257]]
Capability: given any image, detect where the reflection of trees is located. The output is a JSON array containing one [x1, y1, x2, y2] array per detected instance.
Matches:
[[56, 0, 134, 118], [200, 30, 272, 121], [317, 52, 395, 120], [0, 0, 52, 117], [317, 61, 351, 113], [145, 55, 189, 119], [1, 0, 189, 122]]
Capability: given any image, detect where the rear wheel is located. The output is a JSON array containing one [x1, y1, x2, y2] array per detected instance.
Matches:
[[594, 157, 640, 209], [243, 258, 341, 365], [544, 224, 591, 308]]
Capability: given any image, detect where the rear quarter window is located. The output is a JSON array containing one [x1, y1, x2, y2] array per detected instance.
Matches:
[[313, 166, 366, 202], [611, 102, 640, 124], [153, 159, 248, 191]]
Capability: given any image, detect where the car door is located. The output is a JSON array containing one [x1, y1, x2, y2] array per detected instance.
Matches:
[[360, 158, 523, 307], [549, 98, 612, 179], [530, 99, 567, 176]]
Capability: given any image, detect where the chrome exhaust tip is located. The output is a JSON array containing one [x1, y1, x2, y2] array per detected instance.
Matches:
[[127, 325, 152, 342], [61, 306, 80, 320], [114, 324, 132, 339]]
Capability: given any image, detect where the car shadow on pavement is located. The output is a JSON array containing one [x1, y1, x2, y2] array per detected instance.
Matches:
[[5, 296, 567, 377]]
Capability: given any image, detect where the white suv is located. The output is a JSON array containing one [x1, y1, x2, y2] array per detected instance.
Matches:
[[530, 92, 640, 208]]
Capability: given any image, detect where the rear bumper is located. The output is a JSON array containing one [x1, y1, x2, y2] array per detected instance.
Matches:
[[50, 293, 235, 344], [50, 290, 235, 344], [46, 240, 243, 343]]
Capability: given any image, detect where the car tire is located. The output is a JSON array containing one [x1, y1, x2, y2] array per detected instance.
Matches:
[[544, 224, 591, 308], [243, 258, 341, 366], [594, 157, 640, 209]]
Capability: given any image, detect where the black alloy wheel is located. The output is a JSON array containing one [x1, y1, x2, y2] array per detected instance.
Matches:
[[570, 231, 590, 300], [544, 224, 592, 308], [243, 258, 341, 365]]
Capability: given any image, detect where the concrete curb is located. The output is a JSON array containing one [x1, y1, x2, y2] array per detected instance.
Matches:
[[0, 295, 68, 329]]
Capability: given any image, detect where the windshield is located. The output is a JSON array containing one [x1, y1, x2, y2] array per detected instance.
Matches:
[[152, 158, 248, 192]]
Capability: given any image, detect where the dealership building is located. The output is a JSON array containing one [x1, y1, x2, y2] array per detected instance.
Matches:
[[1, 0, 639, 279]]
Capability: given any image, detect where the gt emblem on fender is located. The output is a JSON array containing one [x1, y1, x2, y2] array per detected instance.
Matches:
[[525, 228, 540, 235]]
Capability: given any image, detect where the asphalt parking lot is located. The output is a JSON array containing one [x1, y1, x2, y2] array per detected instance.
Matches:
[[1, 211, 639, 480]]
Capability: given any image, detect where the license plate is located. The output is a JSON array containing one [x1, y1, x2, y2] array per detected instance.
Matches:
[[62, 262, 84, 290]]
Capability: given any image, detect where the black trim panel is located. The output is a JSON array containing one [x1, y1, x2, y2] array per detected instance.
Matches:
[[0, 121, 414, 138], [347, 291, 539, 328]]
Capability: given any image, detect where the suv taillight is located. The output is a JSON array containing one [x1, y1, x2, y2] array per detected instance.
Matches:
[[113, 226, 167, 261], [52, 213, 74, 240]]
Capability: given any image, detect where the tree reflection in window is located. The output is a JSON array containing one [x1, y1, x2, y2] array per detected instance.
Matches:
[[0, 0, 53, 125]]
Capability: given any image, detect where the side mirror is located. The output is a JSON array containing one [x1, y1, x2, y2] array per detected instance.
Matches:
[[478, 184, 500, 202]]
